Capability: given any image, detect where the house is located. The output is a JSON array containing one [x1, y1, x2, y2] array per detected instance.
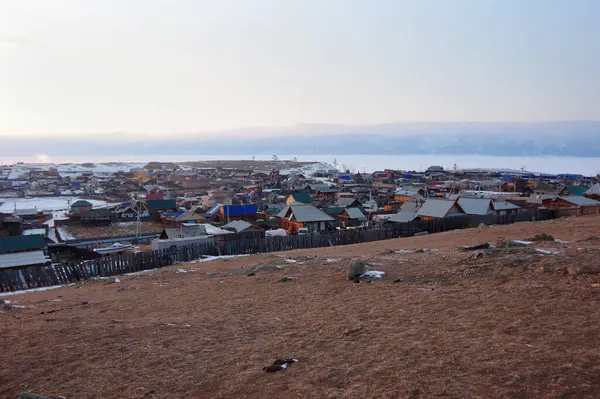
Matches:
[[70, 200, 93, 216], [277, 203, 335, 233], [147, 199, 178, 213], [492, 201, 521, 215], [526, 183, 570, 197], [388, 201, 421, 223], [174, 207, 208, 225], [585, 183, 600, 200], [416, 199, 464, 220], [14, 208, 40, 220], [181, 177, 211, 190], [338, 207, 367, 228], [0, 234, 50, 269], [426, 166, 444, 173], [334, 197, 362, 208], [222, 220, 263, 234], [286, 192, 314, 205], [394, 189, 424, 203], [525, 194, 556, 209], [551, 196, 600, 215], [264, 204, 285, 217], [565, 185, 589, 197], [0, 213, 22, 237], [217, 204, 257, 222], [457, 198, 494, 216]]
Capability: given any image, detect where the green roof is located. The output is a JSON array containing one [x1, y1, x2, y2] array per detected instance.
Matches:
[[566, 185, 589, 197], [289, 192, 313, 203], [0, 235, 46, 254]]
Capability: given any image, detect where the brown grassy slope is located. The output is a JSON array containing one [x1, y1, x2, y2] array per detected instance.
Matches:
[[1, 216, 600, 399]]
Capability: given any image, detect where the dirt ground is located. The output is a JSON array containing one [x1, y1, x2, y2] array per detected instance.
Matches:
[[2, 215, 600, 399]]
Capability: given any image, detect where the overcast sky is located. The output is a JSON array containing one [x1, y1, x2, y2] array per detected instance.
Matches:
[[1, 0, 599, 137]]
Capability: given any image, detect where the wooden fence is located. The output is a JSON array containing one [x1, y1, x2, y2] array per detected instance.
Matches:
[[0, 209, 562, 292]]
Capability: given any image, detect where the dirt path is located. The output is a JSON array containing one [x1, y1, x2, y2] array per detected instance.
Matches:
[[1, 215, 600, 398]]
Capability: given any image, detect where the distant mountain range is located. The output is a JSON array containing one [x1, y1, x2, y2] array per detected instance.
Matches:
[[3, 121, 600, 158]]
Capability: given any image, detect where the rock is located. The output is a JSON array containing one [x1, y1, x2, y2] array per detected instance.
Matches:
[[591, 283, 600, 288], [347, 259, 366, 281], [414, 231, 429, 237], [458, 242, 492, 251], [568, 265, 599, 275], [478, 223, 487, 228], [527, 233, 555, 242], [279, 276, 295, 282]]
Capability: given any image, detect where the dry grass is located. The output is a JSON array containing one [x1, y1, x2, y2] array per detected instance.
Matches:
[[2, 216, 600, 398]]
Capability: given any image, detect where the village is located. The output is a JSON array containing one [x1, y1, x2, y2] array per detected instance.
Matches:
[[1, 159, 600, 272]]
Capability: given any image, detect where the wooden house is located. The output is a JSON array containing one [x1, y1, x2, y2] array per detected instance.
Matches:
[[585, 183, 600, 200], [286, 191, 313, 205], [338, 207, 367, 228], [276, 204, 335, 233], [416, 199, 464, 220], [70, 200, 93, 216], [393, 189, 424, 203]]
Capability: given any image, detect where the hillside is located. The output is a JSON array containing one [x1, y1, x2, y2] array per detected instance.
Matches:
[[2, 216, 600, 398]]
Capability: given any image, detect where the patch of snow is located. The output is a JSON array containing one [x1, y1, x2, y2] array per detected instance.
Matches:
[[536, 248, 560, 255], [124, 270, 153, 276], [197, 254, 250, 263], [114, 278, 121, 283], [325, 258, 340, 263], [56, 227, 76, 241], [0, 284, 66, 297], [512, 240, 533, 245], [394, 249, 415, 254], [361, 271, 385, 278], [284, 259, 297, 263]]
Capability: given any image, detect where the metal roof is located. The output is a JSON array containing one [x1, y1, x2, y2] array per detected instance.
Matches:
[[288, 192, 313, 203], [162, 225, 208, 239], [586, 183, 600, 195], [344, 207, 366, 220], [222, 220, 254, 232], [457, 198, 493, 216], [277, 204, 335, 223], [0, 235, 46, 254], [14, 208, 38, 217], [558, 196, 600, 206], [416, 199, 459, 218], [335, 198, 361, 207], [399, 201, 421, 213], [0, 250, 51, 269], [387, 211, 417, 223], [492, 201, 521, 211]]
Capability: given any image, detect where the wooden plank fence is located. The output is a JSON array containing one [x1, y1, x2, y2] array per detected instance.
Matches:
[[0, 209, 559, 292]]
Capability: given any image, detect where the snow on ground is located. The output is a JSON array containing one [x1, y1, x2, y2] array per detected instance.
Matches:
[[0, 284, 70, 297], [196, 255, 250, 263], [0, 197, 109, 213], [279, 162, 338, 176], [55, 163, 145, 175]]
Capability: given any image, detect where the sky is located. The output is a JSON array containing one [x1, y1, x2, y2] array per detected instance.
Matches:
[[1, 0, 599, 138]]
